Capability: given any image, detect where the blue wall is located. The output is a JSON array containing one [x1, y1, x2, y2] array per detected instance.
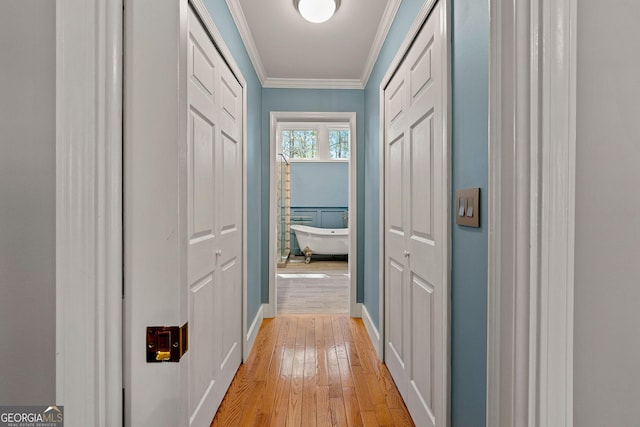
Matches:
[[363, 0, 488, 425], [450, 0, 488, 425], [290, 162, 348, 207], [262, 89, 365, 303], [290, 161, 349, 256], [203, 0, 263, 324]]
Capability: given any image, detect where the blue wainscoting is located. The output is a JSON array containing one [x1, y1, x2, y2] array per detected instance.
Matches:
[[290, 206, 348, 255]]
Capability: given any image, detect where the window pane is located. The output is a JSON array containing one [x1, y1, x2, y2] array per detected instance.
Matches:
[[282, 130, 293, 158], [281, 129, 317, 159], [329, 129, 349, 159]]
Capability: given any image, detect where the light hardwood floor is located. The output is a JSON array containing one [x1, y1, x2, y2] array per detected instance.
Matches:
[[210, 315, 414, 426], [277, 260, 350, 314], [278, 258, 349, 273]]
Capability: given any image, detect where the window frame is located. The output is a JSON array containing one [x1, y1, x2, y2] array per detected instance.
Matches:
[[277, 121, 350, 162]]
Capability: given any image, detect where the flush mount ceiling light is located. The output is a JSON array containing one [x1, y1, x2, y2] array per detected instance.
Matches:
[[295, 0, 340, 24]]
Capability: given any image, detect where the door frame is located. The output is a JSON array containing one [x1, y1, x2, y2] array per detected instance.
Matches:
[[266, 111, 358, 318], [486, 0, 577, 425], [56, 0, 123, 424], [56, 0, 251, 424], [377, 0, 451, 423]]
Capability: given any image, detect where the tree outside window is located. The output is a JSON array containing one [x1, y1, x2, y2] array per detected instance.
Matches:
[[281, 129, 317, 159], [329, 129, 349, 160]]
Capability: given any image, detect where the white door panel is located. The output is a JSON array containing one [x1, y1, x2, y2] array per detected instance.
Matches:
[[387, 258, 406, 371], [388, 135, 405, 232], [220, 133, 241, 235], [220, 257, 241, 368], [187, 109, 216, 285], [189, 274, 216, 413], [409, 35, 435, 103], [410, 273, 437, 426], [387, 77, 406, 127], [384, 2, 446, 426], [409, 113, 433, 242], [187, 11, 218, 425], [187, 8, 242, 426], [385, 58, 409, 399]]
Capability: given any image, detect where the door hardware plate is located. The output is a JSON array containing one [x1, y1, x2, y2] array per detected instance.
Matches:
[[146, 323, 188, 363]]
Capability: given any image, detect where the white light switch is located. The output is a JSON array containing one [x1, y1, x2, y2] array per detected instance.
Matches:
[[455, 188, 480, 227], [458, 196, 465, 216]]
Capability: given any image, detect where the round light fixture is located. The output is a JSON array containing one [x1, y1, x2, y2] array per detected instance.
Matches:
[[296, 0, 340, 24]]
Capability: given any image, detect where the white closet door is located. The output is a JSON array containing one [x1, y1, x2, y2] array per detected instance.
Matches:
[[187, 8, 243, 426], [385, 56, 411, 395], [384, 2, 447, 426]]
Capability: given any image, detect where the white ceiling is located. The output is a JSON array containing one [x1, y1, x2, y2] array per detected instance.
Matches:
[[227, 0, 401, 89]]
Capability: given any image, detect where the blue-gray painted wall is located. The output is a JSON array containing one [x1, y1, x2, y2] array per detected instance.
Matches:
[[203, 0, 263, 324], [450, 1, 489, 424], [262, 88, 365, 303], [290, 162, 348, 207], [363, 0, 489, 425]]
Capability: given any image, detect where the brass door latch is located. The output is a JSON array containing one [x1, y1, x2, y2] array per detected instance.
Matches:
[[146, 323, 188, 363]]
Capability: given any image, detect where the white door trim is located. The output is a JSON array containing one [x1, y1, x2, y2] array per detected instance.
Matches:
[[266, 111, 358, 318], [55, 0, 123, 425], [486, 0, 577, 425], [378, 0, 451, 423]]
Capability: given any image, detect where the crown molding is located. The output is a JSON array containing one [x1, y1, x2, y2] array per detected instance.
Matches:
[[225, 0, 267, 84], [225, 0, 400, 90], [263, 77, 364, 90], [360, 0, 401, 87]]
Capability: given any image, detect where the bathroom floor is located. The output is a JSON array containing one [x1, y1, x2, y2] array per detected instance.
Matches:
[[277, 258, 349, 314]]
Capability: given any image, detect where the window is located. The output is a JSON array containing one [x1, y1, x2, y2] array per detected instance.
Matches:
[[281, 129, 317, 159], [328, 129, 349, 159], [279, 122, 350, 161]]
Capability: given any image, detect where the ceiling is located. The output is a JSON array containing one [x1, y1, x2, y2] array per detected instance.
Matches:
[[227, 0, 401, 89]]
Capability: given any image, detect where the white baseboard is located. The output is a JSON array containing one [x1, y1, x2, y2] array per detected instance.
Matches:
[[350, 301, 362, 318], [244, 304, 264, 359], [263, 302, 275, 319], [361, 304, 382, 360]]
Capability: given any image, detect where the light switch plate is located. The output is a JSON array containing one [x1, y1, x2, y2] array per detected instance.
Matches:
[[455, 188, 480, 227]]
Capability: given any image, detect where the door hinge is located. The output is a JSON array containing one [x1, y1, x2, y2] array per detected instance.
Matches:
[[146, 322, 188, 363]]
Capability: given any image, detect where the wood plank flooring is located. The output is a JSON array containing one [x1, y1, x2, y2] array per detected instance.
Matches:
[[278, 258, 349, 273], [210, 315, 414, 427], [277, 261, 350, 314], [277, 273, 349, 314]]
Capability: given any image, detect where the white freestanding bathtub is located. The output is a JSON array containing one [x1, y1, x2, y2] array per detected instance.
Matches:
[[291, 225, 349, 263]]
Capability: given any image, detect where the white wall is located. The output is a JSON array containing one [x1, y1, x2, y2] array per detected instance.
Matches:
[[574, 1, 640, 424], [0, 0, 56, 404]]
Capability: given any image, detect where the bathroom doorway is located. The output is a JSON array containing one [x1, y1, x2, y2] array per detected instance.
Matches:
[[268, 112, 357, 317]]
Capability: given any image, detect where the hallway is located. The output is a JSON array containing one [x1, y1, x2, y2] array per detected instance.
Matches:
[[211, 315, 414, 426]]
